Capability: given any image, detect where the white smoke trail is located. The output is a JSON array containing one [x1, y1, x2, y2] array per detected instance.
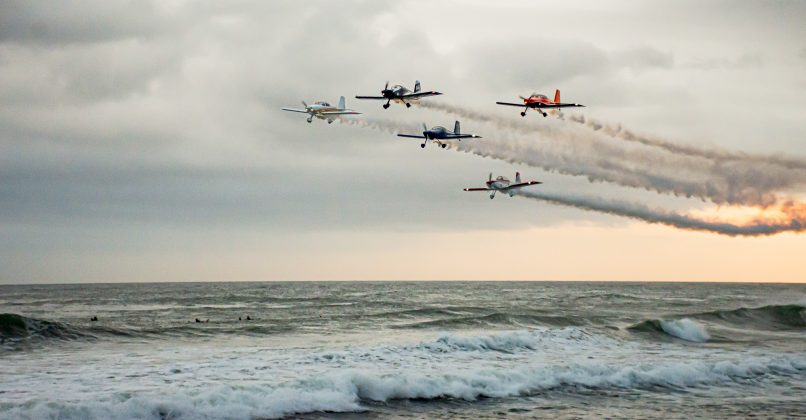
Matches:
[[513, 189, 806, 237], [335, 116, 416, 135], [421, 101, 806, 171], [564, 114, 806, 171], [417, 101, 806, 207], [337, 104, 806, 235]]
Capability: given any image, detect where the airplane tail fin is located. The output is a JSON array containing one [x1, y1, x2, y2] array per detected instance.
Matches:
[[516, 172, 521, 183], [414, 80, 421, 93], [553, 89, 560, 103], [338, 96, 346, 110], [454, 121, 460, 135]]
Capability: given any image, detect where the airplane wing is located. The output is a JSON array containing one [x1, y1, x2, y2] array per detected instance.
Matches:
[[445, 134, 482, 139], [463, 187, 491, 191], [397, 134, 426, 139], [355, 95, 386, 100], [495, 102, 585, 109], [530, 103, 585, 108], [319, 111, 362, 115], [399, 91, 442, 99], [281, 108, 309, 113], [495, 101, 526, 107], [501, 181, 542, 191]]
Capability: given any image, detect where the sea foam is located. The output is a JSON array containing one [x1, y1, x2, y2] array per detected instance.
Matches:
[[4, 355, 803, 420], [659, 318, 711, 342]]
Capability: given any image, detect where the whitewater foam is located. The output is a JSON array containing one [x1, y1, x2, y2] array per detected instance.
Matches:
[[4, 355, 803, 419], [659, 318, 711, 342]]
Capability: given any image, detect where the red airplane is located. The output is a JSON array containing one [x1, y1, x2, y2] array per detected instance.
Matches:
[[496, 89, 584, 117]]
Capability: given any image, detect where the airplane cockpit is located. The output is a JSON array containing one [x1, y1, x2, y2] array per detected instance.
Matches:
[[531, 94, 549, 100], [315, 101, 331, 106], [496, 176, 509, 181]]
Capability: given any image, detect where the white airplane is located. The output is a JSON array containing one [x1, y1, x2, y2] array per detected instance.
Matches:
[[281, 96, 361, 123], [463, 172, 542, 199], [356, 80, 442, 109]]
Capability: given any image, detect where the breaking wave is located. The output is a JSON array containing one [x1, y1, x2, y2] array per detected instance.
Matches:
[[629, 318, 711, 342], [5, 356, 804, 419], [0, 313, 94, 344]]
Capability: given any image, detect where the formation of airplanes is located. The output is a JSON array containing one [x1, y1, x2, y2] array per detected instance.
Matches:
[[282, 80, 585, 198]]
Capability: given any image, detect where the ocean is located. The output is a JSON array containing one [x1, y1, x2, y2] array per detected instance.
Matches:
[[1, 282, 804, 419]]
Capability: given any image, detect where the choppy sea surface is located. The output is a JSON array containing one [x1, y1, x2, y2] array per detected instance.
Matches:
[[1, 282, 804, 419]]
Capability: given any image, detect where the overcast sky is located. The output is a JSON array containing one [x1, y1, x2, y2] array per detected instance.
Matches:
[[1, 0, 805, 284]]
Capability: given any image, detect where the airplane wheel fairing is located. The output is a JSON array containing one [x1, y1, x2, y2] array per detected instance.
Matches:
[[383, 104, 390, 109], [406, 103, 412, 108], [542, 113, 548, 117], [520, 112, 526, 117], [441, 144, 447, 149], [420, 144, 426, 148]]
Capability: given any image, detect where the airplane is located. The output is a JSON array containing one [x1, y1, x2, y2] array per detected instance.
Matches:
[[496, 89, 584, 117], [281, 96, 361, 123], [463, 172, 542, 199], [397, 121, 481, 149], [356, 80, 442, 109]]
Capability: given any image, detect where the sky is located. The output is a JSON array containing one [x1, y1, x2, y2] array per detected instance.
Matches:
[[1, 0, 805, 284]]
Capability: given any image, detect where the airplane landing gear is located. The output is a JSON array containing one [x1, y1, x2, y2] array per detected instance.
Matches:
[[327, 119, 333, 124], [420, 143, 426, 148], [542, 112, 548, 117], [405, 103, 412, 108], [441, 144, 447, 149], [307, 117, 313, 123], [520, 111, 526, 117], [383, 103, 390, 109]]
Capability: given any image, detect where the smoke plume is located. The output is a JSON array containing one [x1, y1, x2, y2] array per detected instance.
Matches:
[[340, 102, 806, 236], [514, 189, 805, 236], [419, 101, 806, 207]]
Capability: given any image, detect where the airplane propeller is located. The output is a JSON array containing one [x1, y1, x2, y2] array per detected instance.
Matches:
[[301, 100, 308, 108], [382, 81, 389, 94], [489, 173, 493, 182]]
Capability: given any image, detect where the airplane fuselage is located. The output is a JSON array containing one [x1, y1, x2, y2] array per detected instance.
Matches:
[[306, 103, 341, 117], [523, 94, 556, 106], [486, 177, 511, 190], [382, 85, 411, 99], [423, 126, 453, 139]]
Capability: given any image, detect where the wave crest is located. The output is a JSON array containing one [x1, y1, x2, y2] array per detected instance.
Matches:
[[629, 318, 710, 342], [6, 356, 804, 419]]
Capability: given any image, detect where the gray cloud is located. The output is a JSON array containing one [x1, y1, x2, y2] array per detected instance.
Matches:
[[0, 0, 169, 45], [1, 0, 805, 282]]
